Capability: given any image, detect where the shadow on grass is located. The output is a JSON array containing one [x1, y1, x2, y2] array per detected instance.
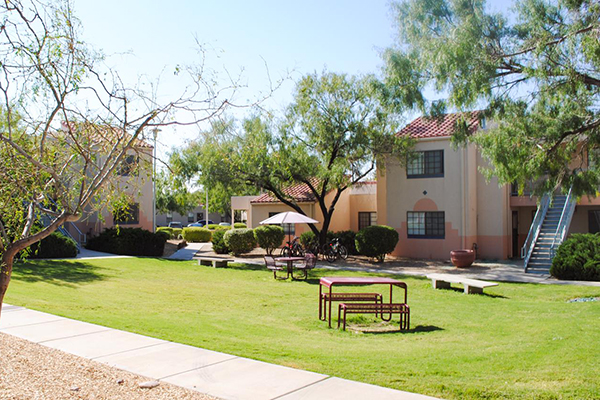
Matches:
[[12, 260, 106, 287], [439, 286, 507, 299], [352, 325, 444, 335]]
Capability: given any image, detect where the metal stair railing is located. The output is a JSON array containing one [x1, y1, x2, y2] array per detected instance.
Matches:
[[550, 186, 576, 258], [522, 193, 550, 272]]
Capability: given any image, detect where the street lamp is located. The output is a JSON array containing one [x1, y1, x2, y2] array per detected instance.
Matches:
[[151, 128, 160, 233]]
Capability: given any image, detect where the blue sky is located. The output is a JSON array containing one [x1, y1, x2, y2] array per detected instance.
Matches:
[[74, 0, 512, 158]]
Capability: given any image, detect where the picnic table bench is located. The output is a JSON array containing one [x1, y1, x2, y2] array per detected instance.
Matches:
[[427, 273, 498, 294], [197, 256, 235, 268], [338, 303, 410, 331]]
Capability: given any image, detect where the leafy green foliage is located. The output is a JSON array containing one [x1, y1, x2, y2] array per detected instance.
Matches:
[[551, 234, 600, 281], [355, 225, 399, 262], [182, 227, 212, 243], [233, 223, 247, 229], [253, 225, 285, 255], [155, 170, 201, 216], [190, 72, 414, 245], [334, 230, 358, 255], [223, 228, 256, 256], [384, 0, 600, 196], [85, 228, 166, 256], [211, 229, 230, 254], [156, 227, 174, 239], [27, 233, 78, 259], [172, 228, 183, 239]]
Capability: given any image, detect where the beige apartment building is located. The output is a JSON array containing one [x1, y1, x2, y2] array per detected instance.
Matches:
[[378, 112, 600, 269], [231, 182, 378, 236]]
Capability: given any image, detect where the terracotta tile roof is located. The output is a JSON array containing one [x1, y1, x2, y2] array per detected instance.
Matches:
[[61, 121, 153, 148], [251, 181, 317, 204], [397, 111, 482, 139]]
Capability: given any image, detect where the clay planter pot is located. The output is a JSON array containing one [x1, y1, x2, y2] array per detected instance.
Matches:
[[450, 249, 475, 268]]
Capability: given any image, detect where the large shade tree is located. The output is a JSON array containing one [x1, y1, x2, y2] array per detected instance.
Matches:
[[383, 0, 600, 196], [0, 0, 238, 318], [190, 72, 414, 244]]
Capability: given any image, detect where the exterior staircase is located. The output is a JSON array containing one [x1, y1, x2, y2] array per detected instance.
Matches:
[[522, 190, 576, 274]]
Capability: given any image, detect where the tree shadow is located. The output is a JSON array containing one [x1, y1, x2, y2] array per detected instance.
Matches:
[[12, 260, 106, 287], [438, 286, 507, 299]]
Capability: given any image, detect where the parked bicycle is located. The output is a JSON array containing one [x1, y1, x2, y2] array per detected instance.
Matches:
[[280, 236, 305, 257], [322, 238, 348, 263]]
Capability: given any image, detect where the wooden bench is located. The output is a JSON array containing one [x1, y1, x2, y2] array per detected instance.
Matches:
[[427, 273, 498, 294], [337, 303, 410, 331], [320, 292, 383, 321], [197, 256, 235, 268]]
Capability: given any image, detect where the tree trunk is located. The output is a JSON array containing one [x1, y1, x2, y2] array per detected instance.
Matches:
[[0, 248, 17, 322]]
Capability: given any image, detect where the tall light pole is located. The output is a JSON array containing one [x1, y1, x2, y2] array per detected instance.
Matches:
[[151, 128, 160, 232]]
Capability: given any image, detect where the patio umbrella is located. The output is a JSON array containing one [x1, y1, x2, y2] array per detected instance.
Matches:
[[259, 211, 319, 250]]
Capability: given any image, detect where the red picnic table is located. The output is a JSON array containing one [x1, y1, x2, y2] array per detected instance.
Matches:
[[319, 276, 408, 328], [275, 256, 305, 279]]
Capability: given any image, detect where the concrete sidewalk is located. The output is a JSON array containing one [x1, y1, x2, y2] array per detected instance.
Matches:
[[169, 242, 206, 260], [0, 304, 438, 400]]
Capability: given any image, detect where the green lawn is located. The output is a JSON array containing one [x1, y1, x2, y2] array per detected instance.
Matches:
[[5, 257, 600, 400]]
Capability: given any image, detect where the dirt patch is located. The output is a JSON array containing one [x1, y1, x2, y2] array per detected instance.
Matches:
[[0, 332, 216, 400]]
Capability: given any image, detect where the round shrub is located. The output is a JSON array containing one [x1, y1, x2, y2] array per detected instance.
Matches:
[[300, 230, 334, 248], [86, 227, 166, 256], [172, 228, 183, 239], [254, 225, 284, 255], [233, 223, 247, 229], [207, 224, 220, 230], [155, 230, 171, 242], [211, 229, 229, 254], [28, 232, 78, 259], [550, 233, 600, 281], [156, 227, 173, 238], [223, 228, 256, 256], [182, 227, 212, 242], [355, 225, 399, 262]]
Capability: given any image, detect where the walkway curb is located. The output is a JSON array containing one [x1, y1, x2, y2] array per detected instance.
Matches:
[[0, 304, 440, 400]]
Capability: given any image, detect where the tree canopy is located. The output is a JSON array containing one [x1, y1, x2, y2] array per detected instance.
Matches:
[[0, 0, 236, 317], [190, 72, 414, 243], [383, 0, 600, 195]]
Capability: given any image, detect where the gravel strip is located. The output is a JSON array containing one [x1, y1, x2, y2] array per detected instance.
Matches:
[[0, 332, 218, 400]]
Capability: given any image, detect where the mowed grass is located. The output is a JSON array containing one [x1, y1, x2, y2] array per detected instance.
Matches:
[[5, 257, 600, 400]]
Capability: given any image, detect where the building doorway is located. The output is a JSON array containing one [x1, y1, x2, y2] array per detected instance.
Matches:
[[512, 211, 519, 258]]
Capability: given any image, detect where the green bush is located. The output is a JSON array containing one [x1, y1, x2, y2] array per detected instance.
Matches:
[[355, 225, 399, 262], [214, 225, 231, 231], [207, 224, 220, 230], [233, 223, 247, 229], [224, 228, 256, 256], [254, 225, 284, 255], [182, 227, 212, 242], [300, 230, 334, 250], [172, 228, 183, 239], [550, 233, 600, 281], [28, 232, 78, 259], [156, 227, 173, 238], [155, 229, 171, 242], [334, 230, 358, 255], [86, 227, 166, 256], [211, 229, 229, 254]]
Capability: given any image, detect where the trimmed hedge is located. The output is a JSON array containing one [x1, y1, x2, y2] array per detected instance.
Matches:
[[156, 227, 173, 238], [550, 233, 600, 281], [28, 232, 78, 259], [207, 224, 220, 230], [254, 225, 284, 255], [233, 223, 247, 229], [355, 225, 399, 262], [172, 228, 183, 239], [224, 228, 256, 256], [86, 227, 166, 256], [211, 229, 229, 254], [182, 227, 212, 243], [299, 230, 334, 248]]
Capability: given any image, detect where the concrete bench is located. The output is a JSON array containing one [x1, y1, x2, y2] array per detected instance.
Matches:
[[427, 273, 498, 294], [337, 303, 410, 331], [197, 256, 235, 268]]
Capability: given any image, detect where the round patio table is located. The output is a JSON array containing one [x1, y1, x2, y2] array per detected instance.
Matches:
[[275, 256, 305, 279]]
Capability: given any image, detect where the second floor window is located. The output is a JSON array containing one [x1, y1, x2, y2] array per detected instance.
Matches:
[[117, 154, 138, 176], [407, 150, 444, 178]]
